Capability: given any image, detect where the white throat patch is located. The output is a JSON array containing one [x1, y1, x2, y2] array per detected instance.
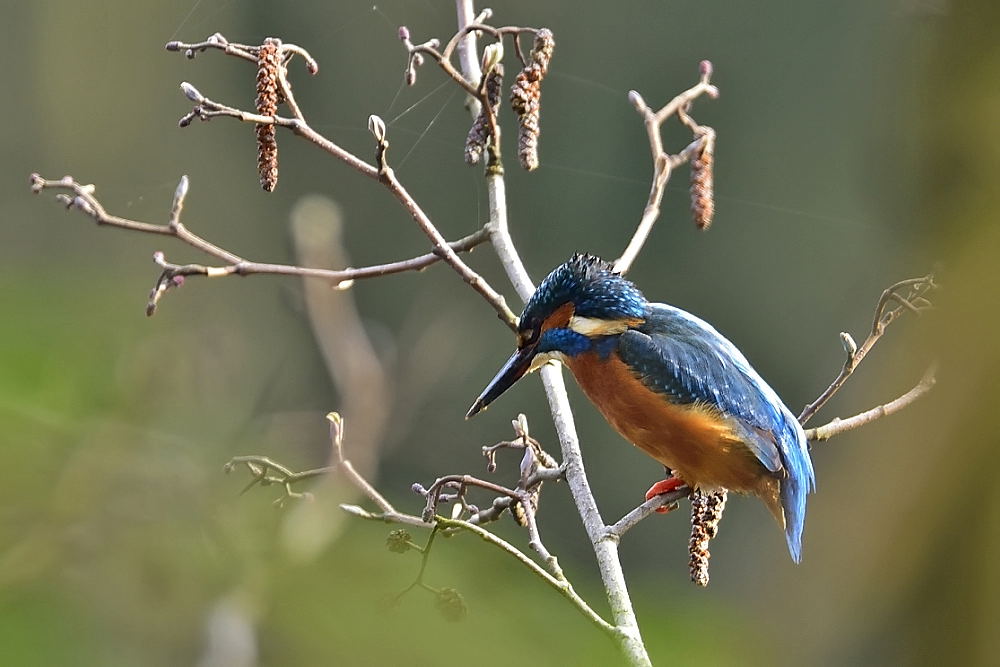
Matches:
[[528, 351, 566, 373]]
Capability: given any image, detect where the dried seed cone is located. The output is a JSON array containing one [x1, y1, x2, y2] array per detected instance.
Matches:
[[511, 488, 540, 527], [465, 64, 504, 166], [530, 28, 555, 73], [690, 133, 715, 229], [688, 489, 727, 587], [511, 29, 555, 171], [256, 38, 281, 192]]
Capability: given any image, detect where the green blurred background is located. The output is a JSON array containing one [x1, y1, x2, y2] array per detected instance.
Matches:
[[3, 0, 997, 665]]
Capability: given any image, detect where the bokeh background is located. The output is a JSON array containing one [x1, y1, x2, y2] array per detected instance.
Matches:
[[3, 0, 997, 665]]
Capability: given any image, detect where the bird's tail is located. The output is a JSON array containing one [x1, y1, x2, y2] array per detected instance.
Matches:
[[779, 416, 816, 562]]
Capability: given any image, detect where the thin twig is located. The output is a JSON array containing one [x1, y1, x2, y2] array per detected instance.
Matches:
[[30, 174, 491, 315], [805, 365, 936, 441], [322, 410, 612, 634], [434, 516, 615, 636], [615, 62, 719, 275], [605, 487, 692, 540], [172, 75, 518, 328], [367, 118, 517, 329], [799, 275, 937, 424], [173, 68, 519, 328], [415, 458, 565, 579], [394, 524, 441, 600]]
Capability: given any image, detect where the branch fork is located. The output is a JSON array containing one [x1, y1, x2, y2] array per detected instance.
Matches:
[[616, 61, 720, 274]]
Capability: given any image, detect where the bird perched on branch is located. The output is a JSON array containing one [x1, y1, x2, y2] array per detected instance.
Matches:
[[467, 254, 815, 561]]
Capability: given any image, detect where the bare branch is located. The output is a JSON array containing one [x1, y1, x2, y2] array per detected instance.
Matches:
[[615, 61, 719, 275], [166, 42, 520, 328], [605, 487, 691, 540], [223, 455, 331, 506], [30, 174, 490, 315], [166, 33, 318, 73], [434, 516, 616, 637], [799, 274, 937, 424], [399, 12, 539, 94], [287, 411, 613, 635], [806, 365, 936, 441], [412, 413, 565, 579], [366, 117, 518, 330], [165, 32, 257, 63]]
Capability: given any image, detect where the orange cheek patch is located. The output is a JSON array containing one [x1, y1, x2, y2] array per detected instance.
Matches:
[[541, 302, 576, 332]]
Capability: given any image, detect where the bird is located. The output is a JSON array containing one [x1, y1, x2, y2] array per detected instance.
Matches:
[[466, 253, 815, 562]]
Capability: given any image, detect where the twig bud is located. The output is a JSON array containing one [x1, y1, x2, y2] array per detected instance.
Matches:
[[170, 175, 189, 228], [398, 26, 410, 41], [627, 90, 646, 111], [840, 331, 858, 359], [699, 59, 713, 80], [72, 196, 93, 215], [165, 41, 181, 51], [185, 48, 195, 59], [180, 81, 204, 103], [481, 42, 504, 73], [255, 38, 281, 192], [174, 175, 189, 204], [368, 114, 387, 143]]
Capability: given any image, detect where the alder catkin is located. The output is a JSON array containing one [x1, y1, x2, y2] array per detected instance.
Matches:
[[690, 133, 715, 229], [510, 29, 555, 171], [256, 38, 281, 192], [465, 64, 504, 166], [688, 488, 727, 587]]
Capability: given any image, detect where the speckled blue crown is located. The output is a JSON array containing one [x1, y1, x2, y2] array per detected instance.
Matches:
[[521, 254, 648, 328]]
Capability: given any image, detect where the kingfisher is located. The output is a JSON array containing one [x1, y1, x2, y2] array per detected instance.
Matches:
[[466, 254, 815, 561]]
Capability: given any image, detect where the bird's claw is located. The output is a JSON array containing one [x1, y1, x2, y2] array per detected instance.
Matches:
[[645, 476, 686, 513]]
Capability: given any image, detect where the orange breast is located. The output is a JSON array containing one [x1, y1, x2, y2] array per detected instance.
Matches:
[[566, 351, 780, 510]]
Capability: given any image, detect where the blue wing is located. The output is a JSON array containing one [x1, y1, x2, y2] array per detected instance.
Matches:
[[618, 303, 815, 561]]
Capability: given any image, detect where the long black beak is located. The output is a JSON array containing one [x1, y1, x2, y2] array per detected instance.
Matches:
[[466, 346, 536, 419]]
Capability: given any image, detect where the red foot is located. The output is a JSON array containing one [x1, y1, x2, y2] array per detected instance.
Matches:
[[645, 476, 686, 513]]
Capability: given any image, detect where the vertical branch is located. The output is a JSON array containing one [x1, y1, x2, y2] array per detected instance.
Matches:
[[455, 0, 483, 117], [454, 3, 651, 665]]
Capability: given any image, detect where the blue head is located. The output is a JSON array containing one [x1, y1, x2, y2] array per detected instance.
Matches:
[[467, 254, 648, 417]]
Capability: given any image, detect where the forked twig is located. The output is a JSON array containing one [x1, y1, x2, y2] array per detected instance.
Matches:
[[615, 61, 719, 275], [30, 174, 490, 316], [799, 274, 938, 424], [806, 365, 936, 441]]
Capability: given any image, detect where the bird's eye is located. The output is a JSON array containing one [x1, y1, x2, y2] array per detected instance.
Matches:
[[519, 327, 540, 347]]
